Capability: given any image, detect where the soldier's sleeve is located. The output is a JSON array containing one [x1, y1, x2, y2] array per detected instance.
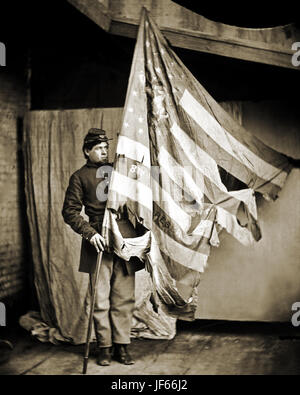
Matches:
[[62, 172, 97, 241]]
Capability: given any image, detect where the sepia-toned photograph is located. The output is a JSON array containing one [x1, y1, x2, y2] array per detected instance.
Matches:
[[0, 0, 300, 383]]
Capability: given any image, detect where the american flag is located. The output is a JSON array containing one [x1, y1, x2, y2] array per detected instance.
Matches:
[[102, 8, 292, 319]]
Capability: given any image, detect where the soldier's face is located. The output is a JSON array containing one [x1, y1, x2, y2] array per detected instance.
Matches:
[[85, 142, 109, 163]]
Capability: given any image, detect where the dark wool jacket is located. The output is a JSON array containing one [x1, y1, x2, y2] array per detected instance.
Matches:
[[62, 160, 144, 274], [62, 160, 113, 273], [62, 160, 112, 240]]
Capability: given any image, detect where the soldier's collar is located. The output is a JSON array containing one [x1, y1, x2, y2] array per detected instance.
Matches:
[[86, 160, 111, 168]]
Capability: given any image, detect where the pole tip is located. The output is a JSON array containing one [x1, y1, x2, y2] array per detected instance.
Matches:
[[82, 358, 88, 375]]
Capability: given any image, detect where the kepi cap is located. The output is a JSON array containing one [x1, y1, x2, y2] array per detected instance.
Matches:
[[83, 128, 113, 145]]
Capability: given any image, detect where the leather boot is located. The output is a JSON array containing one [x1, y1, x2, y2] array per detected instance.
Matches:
[[113, 344, 135, 365], [96, 347, 112, 366], [0, 340, 13, 365]]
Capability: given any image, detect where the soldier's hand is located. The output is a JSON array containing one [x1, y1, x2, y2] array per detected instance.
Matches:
[[90, 233, 106, 253]]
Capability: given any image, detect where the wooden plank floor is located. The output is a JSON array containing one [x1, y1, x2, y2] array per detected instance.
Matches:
[[1, 320, 300, 375]]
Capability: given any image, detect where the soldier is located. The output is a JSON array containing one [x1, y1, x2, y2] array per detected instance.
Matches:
[[62, 128, 135, 366]]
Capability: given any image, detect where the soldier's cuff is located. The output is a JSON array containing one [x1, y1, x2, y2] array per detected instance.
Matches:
[[81, 229, 97, 241]]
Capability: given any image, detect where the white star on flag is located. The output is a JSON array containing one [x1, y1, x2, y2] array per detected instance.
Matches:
[[139, 72, 146, 84]]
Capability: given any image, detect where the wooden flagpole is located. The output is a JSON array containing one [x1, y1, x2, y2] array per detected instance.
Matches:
[[82, 250, 103, 375]]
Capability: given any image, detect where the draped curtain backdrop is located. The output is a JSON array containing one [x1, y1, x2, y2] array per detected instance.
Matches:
[[23, 104, 241, 344], [24, 108, 123, 343]]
